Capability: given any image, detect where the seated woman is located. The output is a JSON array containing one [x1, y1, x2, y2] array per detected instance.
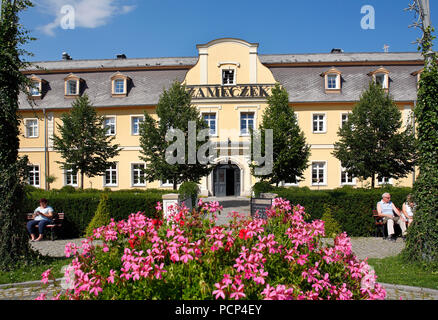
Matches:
[[26, 198, 54, 242], [402, 194, 416, 227]]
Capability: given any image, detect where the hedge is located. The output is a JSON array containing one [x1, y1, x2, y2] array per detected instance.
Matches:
[[24, 189, 167, 238], [273, 186, 412, 236]]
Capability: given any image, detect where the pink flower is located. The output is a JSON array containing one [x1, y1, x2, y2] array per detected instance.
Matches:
[[41, 269, 52, 284], [212, 283, 226, 300]]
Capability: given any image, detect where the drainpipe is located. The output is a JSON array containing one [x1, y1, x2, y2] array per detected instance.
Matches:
[[44, 108, 48, 190]]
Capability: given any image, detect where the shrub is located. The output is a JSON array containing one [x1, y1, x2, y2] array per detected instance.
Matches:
[[320, 204, 342, 238], [58, 186, 76, 193], [38, 198, 386, 300], [178, 181, 200, 207], [85, 193, 111, 237], [252, 181, 275, 197]]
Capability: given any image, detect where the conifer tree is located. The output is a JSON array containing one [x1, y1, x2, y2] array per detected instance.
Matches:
[[333, 82, 416, 188], [53, 94, 120, 189]]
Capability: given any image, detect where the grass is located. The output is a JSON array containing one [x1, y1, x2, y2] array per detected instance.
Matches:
[[0, 257, 72, 285], [368, 255, 438, 290]]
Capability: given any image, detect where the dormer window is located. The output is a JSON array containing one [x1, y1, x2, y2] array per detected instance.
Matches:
[[111, 72, 129, 96], [222, 69, 235, 86], [321, 68, 341, 93], [64, 74, 81, 97], [28, 75, 43, 98], [411, 68, 424, 88], [369, 67, 389, 90]]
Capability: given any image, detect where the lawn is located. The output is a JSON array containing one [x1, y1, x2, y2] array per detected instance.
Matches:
[[0, 257, 72, 285], [368, 255, 438, 290]]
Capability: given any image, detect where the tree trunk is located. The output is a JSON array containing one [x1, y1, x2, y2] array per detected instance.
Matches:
[[371, 173, 375, 189], [81, 171, 84, 189], [173, 178, 177, 191]]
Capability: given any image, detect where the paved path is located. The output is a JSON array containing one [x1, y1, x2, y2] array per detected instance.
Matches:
[[1, 199, 436, 300]]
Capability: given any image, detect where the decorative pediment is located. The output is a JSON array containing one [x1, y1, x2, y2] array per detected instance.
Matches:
[[367, 67, 389, 76], [110, 71, 129, 81], [320, 67, 342, 77]]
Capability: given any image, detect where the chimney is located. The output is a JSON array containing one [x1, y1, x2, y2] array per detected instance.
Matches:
[[330, 48, 343, 54], [62, 52, 72, 60], [116, 54, 127, 59]]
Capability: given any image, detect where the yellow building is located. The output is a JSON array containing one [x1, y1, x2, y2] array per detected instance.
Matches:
[[19, 38, 423, 196]]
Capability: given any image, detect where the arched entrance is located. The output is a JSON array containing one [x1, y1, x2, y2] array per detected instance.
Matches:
[[212, 163, 241, 197]]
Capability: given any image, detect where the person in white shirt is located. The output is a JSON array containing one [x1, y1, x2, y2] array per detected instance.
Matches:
[[402, 194, 416, 227], [26, 198, 55, 242]]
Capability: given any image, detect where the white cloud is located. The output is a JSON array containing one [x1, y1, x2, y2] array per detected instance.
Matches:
[[36, 0, 136, 36]]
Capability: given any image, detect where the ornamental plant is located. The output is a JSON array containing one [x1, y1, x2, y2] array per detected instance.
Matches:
[[37, 198, 386, 300]]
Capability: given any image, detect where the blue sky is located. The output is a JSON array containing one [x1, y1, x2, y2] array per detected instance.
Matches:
[[20, 0, 436, 62]]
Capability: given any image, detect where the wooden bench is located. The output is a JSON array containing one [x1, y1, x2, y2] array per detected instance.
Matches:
[[27, 213, 64, 241], [373, 209, 408, 239]]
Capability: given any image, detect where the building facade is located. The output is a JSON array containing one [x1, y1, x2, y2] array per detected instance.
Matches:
[[19, 38, 423, 196]]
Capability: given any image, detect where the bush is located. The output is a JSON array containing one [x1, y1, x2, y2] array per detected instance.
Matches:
[[178, 181, 199, 207], [85, 193, 111, 237], [252, 181, 275, 197], [321, 204, 342, 238], [38, 198, 386, 300], [58, 186, 76, 193], [24, 191, 164, 238]]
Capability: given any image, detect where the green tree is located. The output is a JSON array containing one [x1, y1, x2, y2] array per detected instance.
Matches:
[[139, 81, 212, 190], [403, 27, 438, 265], [250, 83, 310, 186], [52, 94, 120, 189], [85, 193, 111, 237], [333, 82, 416, 188], [0, 0, 37, 271]]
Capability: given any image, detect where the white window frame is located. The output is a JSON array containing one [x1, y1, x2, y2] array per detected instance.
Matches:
[[312, 113, 327, 134], [377, 176, 393, 185], [66, 79, 79, 96], [340, 166, 356, 186], [65, 169, 78, 187], [28, 164, 40, 187], [104, 163, 118, 187], [374, 73, 388, 89], [326, 74, 340, 90], [30, 80, 42, 97], [340, 112, 350, 128], [131, 115, 144, 136], [311, 161, 327, 186], [104, 116, 117, 136], [281, 179, 299, 187], [221, 67, 236, 86], [131, 163, 146, 187], [24, 118, 39, 138], [113, 79, 126, 95], [160, 179, 173, 188], [201, 112, 218, 136], [239, 111, 256, 136]]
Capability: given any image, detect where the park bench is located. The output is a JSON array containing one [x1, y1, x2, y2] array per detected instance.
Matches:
[[373, 209, 408, 239], [27, 212, 64, 241]]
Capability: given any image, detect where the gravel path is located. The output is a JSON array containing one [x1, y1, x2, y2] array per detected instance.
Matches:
[[2, 198, 435, 300]]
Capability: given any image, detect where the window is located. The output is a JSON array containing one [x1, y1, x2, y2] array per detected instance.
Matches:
[[28, 165, 40, 187], [375, 73, 388, 89], [341, 113, 349, 128], [65, 169, 78, 186], [203, 113, 217, 136], [114, 79, 125, 94], [104, 116, 116, 136], [377, 177, 392, 185], [327, 75, 339, 89], [25, 119, 38, 138], [222, 69, 235, 85], [340, 167, 355, 185], [66, 80, 79, 95], [30, 80, 41, 96], [132, 163, 146, 187], [104, 164, 118, 186], [161, 179, 173, 187], [281, 179, 299, 187], [131, 116, 144, 135], [240, 112, 254, 135], [312, 114, 326, 133], [312, 162, 326, 185]]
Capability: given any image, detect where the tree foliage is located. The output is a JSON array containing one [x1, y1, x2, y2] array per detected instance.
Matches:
[[333, 82, 416, 188], [403, 27, 438, 266], [250, 83, 310, 186], [139, 81, 212, 190], [0, 0, 38, 271], [52, 94, 120, 189]]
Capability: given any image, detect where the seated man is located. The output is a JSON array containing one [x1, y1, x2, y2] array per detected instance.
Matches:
[[26, 198, 55, 242], [377, 192, 407, 241]]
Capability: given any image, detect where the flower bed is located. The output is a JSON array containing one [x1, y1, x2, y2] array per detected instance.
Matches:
[[37, 198, 386, 300]]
